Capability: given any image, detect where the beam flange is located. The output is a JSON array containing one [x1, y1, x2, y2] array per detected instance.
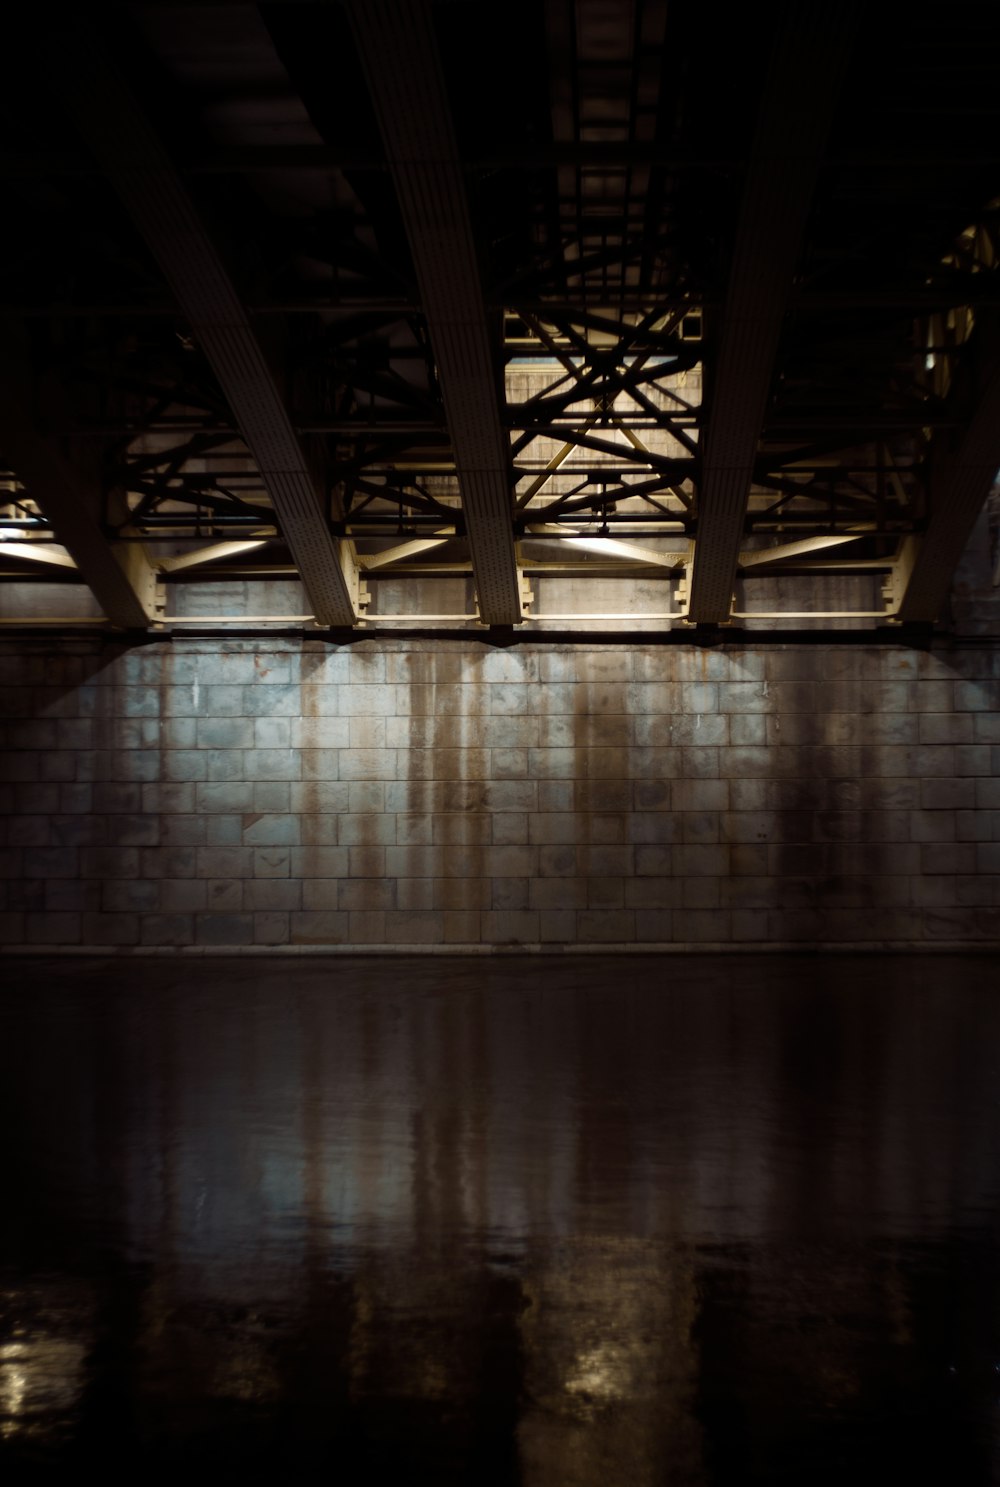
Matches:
[[345, 0, 524, 624], [893, 323, 1000, 622], [45, 21, 362, 628], [687, 4, 857, 623], [0, 373, 157, 627]]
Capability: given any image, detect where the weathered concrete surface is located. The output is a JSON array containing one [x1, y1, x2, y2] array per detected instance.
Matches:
[[1, 636, 998, 949]]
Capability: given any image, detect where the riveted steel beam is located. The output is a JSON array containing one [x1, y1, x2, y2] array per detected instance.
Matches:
[[45, 21, 363, 627], [0, 365, 157, 628], [345, 0, 524, 624], [687, 4, 857, 623], [893, 325, 1000, 621]]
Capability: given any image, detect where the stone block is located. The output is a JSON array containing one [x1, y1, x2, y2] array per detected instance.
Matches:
[[428, 877, 489, 911], [10, 818, 50, 846], [290, 781, 350, 814], [910, 811, 957, 842], [107, 815, 160, 847], [291, 716, 350, 749], [671, 844, 727, 877], [977, 843, 1000, 873], [195, 913, 254, 946], [676, 908, 730, 942], [142, 783, 195, 814], [244, 879, 302, 911], [12, 784, 59, 814], [206, 815, 243, 845], [255, 912, 290, 945], [140, 846, 197, 879], [919, 713, 973, 744], [83, 847, 139, 880], [672, 778, 729, 811], [433, 813, 492, 846], [491, 877, 529, 910], [349, 846, 385, 879], [24, 912, 80, 944], [206, 879, 244, 911], [58, 785, 94, 814], [242, 682, 300, 716], [252, 782, 289, 813], [164, 750, 208, 782], [586, 875, 624, 909], [482, 715, 540, 748], [339, 681, 402, 716], [491, 746, 529, 777], [921, 844, 977, 875], [921, 907, 1000, 939], [45, 881, 97, 912], [348, 715, 387, 750], [196, 782, 255, 813], [141, 914, 194, 946], [729, 713, 767, 746], [340, 749, 399, 782], [82, 912, 139, 946], [241, 813, 301, 847], [976, 778, 1000, 808], [161, 879, 208, 912], [158, 718, 197, 749], [197, 846, 253, 878], [973, 713, 1000, 743], [568, 908, 629, 941], [534, 909, 573, 941], [333, 879, 393, 911], [483, 781, 538, 811], [478, 910, 536, 943], [440, 911, 477, 942], [920, 777, 975, 810], [954, 745, 992, 776], [537, 844, 576, 877], [287, 910, 349, 945], [683, 877, 720, 908], [291, 846, 349, 878], [38, 753, 75, 783], [204, 750, 248, 782], [196, 716, 254, 749], [384, 910, 444, 944], [93, 783, 141, 815], [254, 847, 290, 877], [956, 810, 993, 842], [529, 877, 588, 910], [624, 877, 681, 909], [717, 747, 771, 778]]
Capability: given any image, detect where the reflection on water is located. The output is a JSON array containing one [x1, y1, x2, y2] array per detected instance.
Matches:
[[1, 954, 999, 1479]]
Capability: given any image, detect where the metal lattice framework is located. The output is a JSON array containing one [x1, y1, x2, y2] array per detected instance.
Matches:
[[1, 1, 999, 633]]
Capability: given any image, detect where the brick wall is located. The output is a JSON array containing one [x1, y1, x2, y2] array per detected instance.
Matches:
[[1, 637, 998, 949]]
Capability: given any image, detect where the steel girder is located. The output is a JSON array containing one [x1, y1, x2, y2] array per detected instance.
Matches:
[[686, 3, 857, 624], [894, 313, 1000, 623], [45, 22, 364, 628], [345, 0, 524, 625], [0, 362, 156, 628]]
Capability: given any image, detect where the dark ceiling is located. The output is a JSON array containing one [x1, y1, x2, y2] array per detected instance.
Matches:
[[1, 1, 999, 633]]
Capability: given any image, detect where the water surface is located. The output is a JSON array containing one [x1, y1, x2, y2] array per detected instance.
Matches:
[[2, 954, 999, 1481]]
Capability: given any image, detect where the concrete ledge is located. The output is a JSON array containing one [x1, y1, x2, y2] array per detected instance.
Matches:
[[4, 941, 1000, 957]]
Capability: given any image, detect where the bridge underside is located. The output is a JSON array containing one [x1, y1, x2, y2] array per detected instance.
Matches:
[[2, 2, 999, 635]]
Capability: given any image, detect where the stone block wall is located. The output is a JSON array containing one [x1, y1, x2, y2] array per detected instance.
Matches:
[[1, 636, 999, 950]]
